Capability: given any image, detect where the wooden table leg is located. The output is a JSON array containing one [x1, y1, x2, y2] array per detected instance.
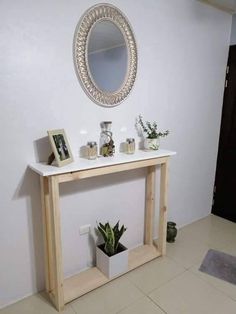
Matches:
[[144, 166, 156, 245], [40, 177, 50, 292], [40, 177, 55, 297], [48, 176, 64, 311], [158, 159, 169, 255]]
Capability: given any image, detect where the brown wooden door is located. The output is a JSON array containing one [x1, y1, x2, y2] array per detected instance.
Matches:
[[212, 45, 236, 222]]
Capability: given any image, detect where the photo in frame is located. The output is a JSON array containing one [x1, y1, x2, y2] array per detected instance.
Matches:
[[47, 129, 73, 167]]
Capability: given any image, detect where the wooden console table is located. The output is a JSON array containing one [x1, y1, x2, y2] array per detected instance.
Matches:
[[30, 149, 176, 311]]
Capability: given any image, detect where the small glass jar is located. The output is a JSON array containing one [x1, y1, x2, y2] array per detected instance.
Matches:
[[87, 141, 97, 160], [126, 138, 135, 154]]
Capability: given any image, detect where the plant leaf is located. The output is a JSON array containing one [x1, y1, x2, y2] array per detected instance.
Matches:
[[105, 224, 115, 255], [97, 221, 127, 256], [97, 225, 108, 242]]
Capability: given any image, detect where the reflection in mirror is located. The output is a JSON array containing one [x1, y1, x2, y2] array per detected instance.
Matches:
[[88, 21, 127, 93]]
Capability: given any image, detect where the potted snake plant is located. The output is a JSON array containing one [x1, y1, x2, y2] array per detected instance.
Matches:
[[96, 221, 128, 279], [137, 115, 169, 150]]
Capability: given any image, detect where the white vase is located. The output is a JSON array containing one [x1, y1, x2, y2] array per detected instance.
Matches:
[[96, 243, 128, 279], [144, 138, 160, 150]]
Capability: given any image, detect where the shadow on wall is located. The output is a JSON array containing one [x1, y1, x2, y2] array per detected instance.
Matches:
[[13, 167, 45, 292], [33, 136, 51, 163]]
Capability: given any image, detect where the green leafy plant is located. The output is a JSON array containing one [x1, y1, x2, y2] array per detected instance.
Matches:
[[137, 115, 169, 139], [97, 221, 127, 256]]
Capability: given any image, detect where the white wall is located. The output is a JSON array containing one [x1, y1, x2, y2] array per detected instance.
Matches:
[[230, 14, 236, 44], [0, 0, 231, 308]]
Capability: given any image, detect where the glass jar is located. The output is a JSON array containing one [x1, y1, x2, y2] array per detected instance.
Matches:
[[126, 138, 135, 154], [100, 121, 115, 157], [87, 141, 97, 160]]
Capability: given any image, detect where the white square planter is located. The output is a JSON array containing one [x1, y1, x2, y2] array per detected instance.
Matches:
[[96, 243, 128, 279]]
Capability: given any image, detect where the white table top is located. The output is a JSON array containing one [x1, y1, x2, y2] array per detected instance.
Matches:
[[29, 149, 176, 177]]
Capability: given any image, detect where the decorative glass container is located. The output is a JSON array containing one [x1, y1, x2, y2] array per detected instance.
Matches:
[[87, 141, 97, 160], [166, 221, 177, 243], [144, 138, 160, 150], [100, 121, 115, 157], [126, 138, 135, 154]]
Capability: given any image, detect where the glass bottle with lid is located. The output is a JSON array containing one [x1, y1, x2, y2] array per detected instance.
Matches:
[[100, 121, 115, 157]]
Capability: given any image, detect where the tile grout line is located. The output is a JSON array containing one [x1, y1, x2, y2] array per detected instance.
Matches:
[[165, 253, 190, 270], [68, 303, 77, 314], [113, 279, 146, 313], [146, 295, 168, 314], [147, 269, 189, 296], [147, 269, 188, 296], [188, 267, 236, 304], [114, 294, 145, 314], [115, 296, 149, 314], [69, 276, 145, 314], [125, 256, 188, 296]]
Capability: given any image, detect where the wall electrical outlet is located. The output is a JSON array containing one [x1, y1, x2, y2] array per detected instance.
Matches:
[[79, 224, 91, 235]]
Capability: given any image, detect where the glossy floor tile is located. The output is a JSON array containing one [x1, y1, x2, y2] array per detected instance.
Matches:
[[1, 215, 236, 314], [190, 252, 236, 301], [178, 215, 236, 249], [166, 215, 236, 269], [117, 297, 165, 314], [0, 293, 74, 314], [149, 271, 236, 314], [166, 238, 209, 269], [126, 256, 185, 294], [70, 276, 143, 314]]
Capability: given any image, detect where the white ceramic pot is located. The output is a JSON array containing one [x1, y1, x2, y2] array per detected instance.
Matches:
[[144, 138, 160, 150], [96, 243, 128, 279]]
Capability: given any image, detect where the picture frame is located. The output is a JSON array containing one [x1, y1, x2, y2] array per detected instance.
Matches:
[[47, 129, 74, 167]]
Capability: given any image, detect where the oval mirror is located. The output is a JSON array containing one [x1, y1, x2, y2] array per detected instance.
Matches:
[[74, 4, 137, 107], [88, 20, 127, 93]]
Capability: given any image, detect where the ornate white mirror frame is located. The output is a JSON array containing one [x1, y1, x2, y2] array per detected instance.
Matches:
[[73, 3, 138, 107]]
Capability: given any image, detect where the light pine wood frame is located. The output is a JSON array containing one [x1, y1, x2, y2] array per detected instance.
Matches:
[[47, 129, 74, 167], [40, 156, 169, 311]]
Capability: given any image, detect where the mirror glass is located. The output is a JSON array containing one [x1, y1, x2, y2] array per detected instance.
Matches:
[[87, 21, 127, 93]]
